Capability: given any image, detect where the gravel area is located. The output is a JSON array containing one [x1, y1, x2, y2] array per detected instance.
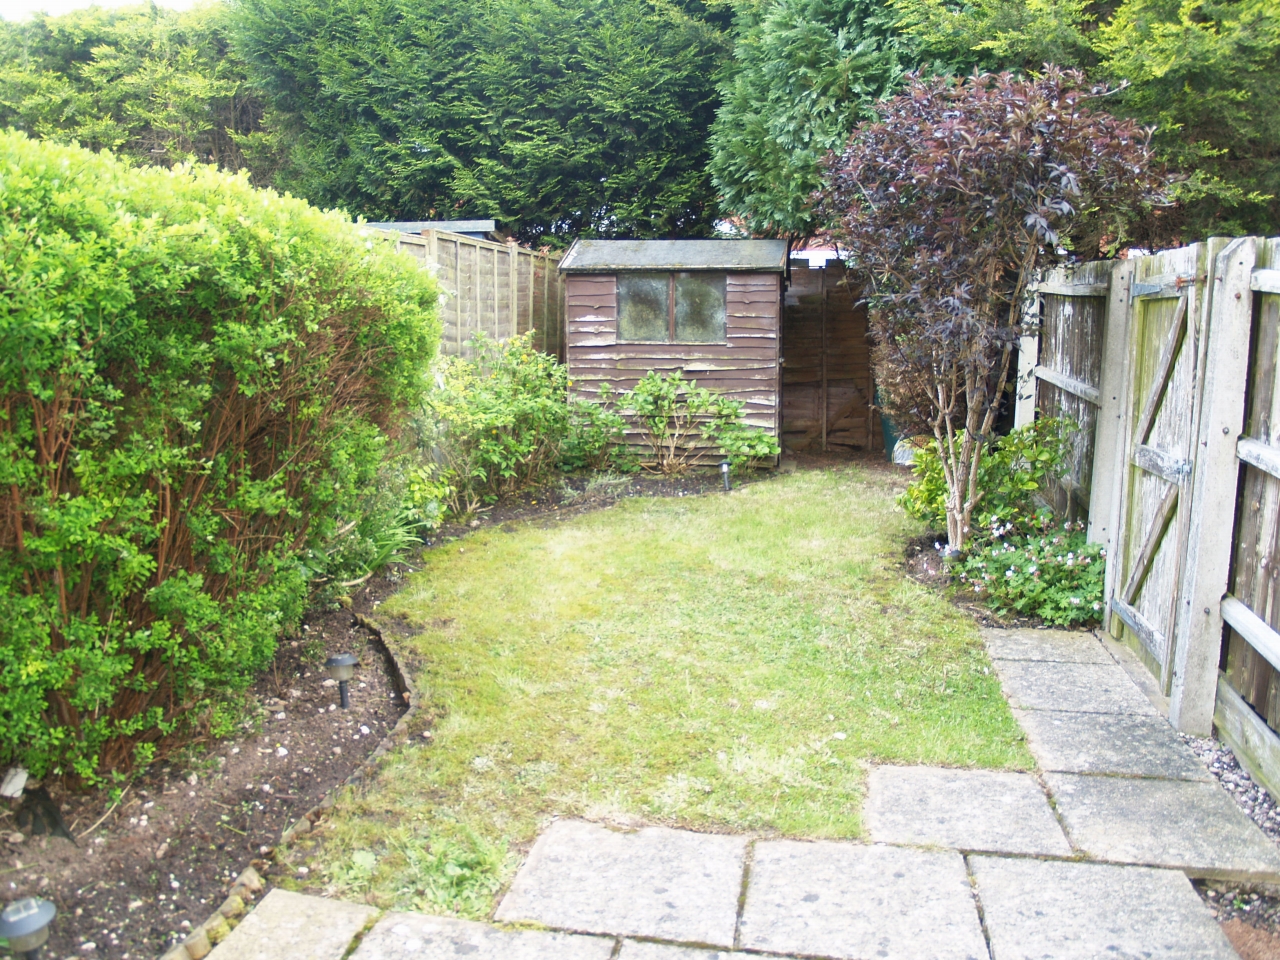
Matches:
[[1181, 732, 1280, 934]]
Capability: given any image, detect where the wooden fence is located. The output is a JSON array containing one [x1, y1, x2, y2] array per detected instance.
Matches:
[[1018, 236, 1280, 793], [367, 228, 565, 359]]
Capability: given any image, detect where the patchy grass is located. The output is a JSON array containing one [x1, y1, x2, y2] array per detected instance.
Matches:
[[294, 464, 1030, 915]]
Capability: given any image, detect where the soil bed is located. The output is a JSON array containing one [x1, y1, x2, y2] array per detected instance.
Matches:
[[0, 465, 788, 959]]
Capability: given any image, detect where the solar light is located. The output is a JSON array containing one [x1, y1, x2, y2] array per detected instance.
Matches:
[[720, 459, 732, 492], [0, 897, 56, 960], [325, 653, 358, 709]]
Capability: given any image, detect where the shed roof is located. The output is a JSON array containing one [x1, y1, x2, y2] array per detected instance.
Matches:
[[558, 239, 787, 273]]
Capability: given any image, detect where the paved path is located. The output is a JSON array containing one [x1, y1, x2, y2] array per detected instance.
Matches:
[[208, 628, 1280, 960]]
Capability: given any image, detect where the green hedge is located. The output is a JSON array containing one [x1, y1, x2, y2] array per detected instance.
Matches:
[[0, 132, 440, 782]]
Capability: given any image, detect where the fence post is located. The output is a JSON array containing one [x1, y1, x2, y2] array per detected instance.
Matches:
[[509, 243, 519, 336], [1089, 258, 1136, 557], [1013, 283, 1042, 429], [1168, 237, 1257, 734]]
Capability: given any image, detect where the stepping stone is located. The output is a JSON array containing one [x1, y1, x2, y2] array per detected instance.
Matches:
[[970, 856, 1236, 959], [349, 913, 614, 960], [208, 889, 376, 960], [617, 943, 739, 959], [739, 840, 987, 960], [992, 659, 1158, 715], [494, 819, 746, 946], [981, 627, 1112, 663], [1015, 709, 1212, 780], [865, 765, 1071, 855], [1046, 772, 1280, 879]]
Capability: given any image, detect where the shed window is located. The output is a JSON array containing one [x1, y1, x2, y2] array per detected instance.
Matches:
[[617, 271, 727, 343]]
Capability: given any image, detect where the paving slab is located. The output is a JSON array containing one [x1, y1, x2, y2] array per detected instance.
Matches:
[[494, 819, 746, 946], [981, 627, 1112, 663], [970, 856, 1237, 960], [1015, 708, 1212, 780], [617, 942, 741, 959], [207, 889, 376, 960], [865, 765, 1071, 855], [349, 913, 613, 960], [739, 840, 987, 960], [1046, 772, 1280, 879], [992, 658, 1158, 715]]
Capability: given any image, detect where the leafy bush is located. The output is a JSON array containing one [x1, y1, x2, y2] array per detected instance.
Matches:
[[899, 419, 1073, 542], [617, 369, 780, 474], [419, 334, 628, 514], [956, 524, 1105, 627], [0, 132, 440, 781]]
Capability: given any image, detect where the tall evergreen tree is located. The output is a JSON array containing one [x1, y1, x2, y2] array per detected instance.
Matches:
[[708, 0, 912, 238], [232, 0, 727, 244]]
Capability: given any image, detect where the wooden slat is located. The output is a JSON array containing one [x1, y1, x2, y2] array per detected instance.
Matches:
[[1215, 673, 1280, 802], [1132, 443, 1192, 484], [1238, 438, 1280, 480], [1120, 481, 1179, 605], [1223, 596, 1280, 674], [1111, 597, 1167, 662], [1133, 292, 1189, 447], [1034, 281, 1111, 297], [1033, 365, 1101, 405], [1252, 269, 1280, 295]]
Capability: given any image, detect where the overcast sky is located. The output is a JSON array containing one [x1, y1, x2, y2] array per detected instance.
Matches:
[[0, 0, 197, 19]]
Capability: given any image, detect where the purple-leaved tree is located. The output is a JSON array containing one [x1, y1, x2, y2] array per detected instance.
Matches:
[[821, 67, 1166, 550]]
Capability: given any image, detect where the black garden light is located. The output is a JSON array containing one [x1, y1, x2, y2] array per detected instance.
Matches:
[[720, 459, 732, 492], [0, 897, 56, 960], [325, 653, 358, 709]]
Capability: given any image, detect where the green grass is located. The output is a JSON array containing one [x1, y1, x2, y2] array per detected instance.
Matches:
[[295, 464, 1030, 915]]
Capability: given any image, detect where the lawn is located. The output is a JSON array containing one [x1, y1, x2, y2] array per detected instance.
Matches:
[[292, 463, 1031, 915]]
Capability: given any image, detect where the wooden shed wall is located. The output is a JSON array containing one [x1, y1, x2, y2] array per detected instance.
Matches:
[[781, 263, 876, 451], [565, 272, 781, 445]]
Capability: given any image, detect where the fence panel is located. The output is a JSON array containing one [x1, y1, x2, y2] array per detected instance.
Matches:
[[366, 227, 564, 359], [1015, 262, 1112, 521]]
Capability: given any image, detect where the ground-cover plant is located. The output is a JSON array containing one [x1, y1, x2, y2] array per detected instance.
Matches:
[[289, 466, 1030, 915], [418, 334, 628, 515], [957, 524, 1105, 627], [618, 369, 781, 474], [899, 418, 1074, 541], [821, 68, 1165, 550], [0, 132, 440, 782]]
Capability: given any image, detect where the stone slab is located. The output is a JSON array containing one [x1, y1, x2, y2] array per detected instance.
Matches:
[[494, 819, 746, 946], [617, 943, 740, 959], [739, 840, 987, 960], [1015, 709, 1212, 780], [992, 659, 1158, 715], [865, 765, 1071, 855], [981, 627, 1112, 663], [207, 889, 376, 960], [1046, 772, 1280, 879], [970, 856, 1236, 960], [349, 913, 613, 960]]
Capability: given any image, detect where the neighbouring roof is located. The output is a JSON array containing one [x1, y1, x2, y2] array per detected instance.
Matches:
[[366, 220, 498, 237], [558, 239, 788, 273]]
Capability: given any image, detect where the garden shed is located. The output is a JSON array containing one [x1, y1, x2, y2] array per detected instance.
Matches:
[[559, 239, 877, 455], [560, 239, 787, 444]]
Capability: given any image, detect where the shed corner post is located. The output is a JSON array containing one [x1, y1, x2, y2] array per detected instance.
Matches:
[[1013, 278, 1042, 429], [1168, 236, 1258, 735]]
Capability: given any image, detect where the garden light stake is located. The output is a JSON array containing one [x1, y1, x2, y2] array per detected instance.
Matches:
[[325, 653, 358, 709]]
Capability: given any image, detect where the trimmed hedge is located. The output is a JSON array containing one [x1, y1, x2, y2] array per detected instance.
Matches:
[[0, 132, 440, 782]]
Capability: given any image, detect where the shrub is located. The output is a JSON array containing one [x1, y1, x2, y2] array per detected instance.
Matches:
[[0, 132, 440, 782], [957, 524, 1105, 627], [419, 334, 628, 514], [899, 419, 1073, 543], [617, 369, 780, 474]]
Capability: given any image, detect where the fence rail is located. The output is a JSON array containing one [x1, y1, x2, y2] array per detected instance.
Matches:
[[366, 227, 565, 359], [1019, 235, 1280, 795]]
